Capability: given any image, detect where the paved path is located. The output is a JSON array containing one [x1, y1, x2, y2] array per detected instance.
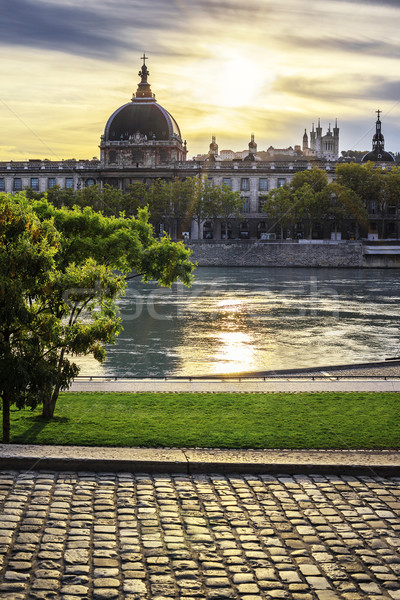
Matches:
[[1, 469, 400, 600], [70, 379, 400, 393], [71, 360, 400, 393], [1, 445, 400, 477]]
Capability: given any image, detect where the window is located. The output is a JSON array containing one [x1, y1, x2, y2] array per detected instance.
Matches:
[[31, 177, 39, 190], [369, 201, 377, 214], [259, 178, 268, 191], [258, 197, 266, 213], [222, 177, 231, 188], [13, 178, 22, 191], [0, 178, 5, 191], [277, 178, 286, 187], [242, 197, 250, 213], [65, 178, 74, 189], [87, 178, 96, 187], [159, 150, 168, 163], [241, 178, 250, 191], [48, 178, 56, 189], [132, 150, 144, 163]]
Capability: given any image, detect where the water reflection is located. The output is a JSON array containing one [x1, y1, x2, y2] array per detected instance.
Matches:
[[77, 267, 400, 377], [212, 331, 257, 373]]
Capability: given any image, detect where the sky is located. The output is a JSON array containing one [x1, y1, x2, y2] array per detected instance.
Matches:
[[1, 0, 400, 161]]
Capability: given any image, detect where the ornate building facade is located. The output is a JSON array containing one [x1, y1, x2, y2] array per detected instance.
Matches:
[[0, 58, 397, 240]]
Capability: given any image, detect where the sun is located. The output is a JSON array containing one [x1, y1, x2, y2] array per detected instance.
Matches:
[[189, 48, 268, 110]]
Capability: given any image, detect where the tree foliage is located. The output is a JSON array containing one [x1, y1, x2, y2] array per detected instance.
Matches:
[[0, 193, 195, 441], [263, 166, 370, 239]]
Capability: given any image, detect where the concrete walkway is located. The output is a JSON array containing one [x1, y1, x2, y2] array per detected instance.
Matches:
[[70, 359, 400, 393], [70, 377, 400, 393], [1, 444, 400, 477]]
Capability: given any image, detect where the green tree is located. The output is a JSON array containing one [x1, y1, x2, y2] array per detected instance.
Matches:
[[209, 184, 243, 239], [262, 186, 298, 239], [326, 183, 368, 239], [0, 193, 195, 437], [278, 168, 330, 239], [335, 162, 388, 236], [0, 193, 60, 442], [188, 178, 215, 240], [335, 162, 382, 206]]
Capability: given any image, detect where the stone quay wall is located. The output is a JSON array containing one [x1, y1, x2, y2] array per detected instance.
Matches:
[[186, 240, 365, 268]]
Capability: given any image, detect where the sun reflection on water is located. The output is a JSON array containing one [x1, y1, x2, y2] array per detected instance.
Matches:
[[211, 331, 257, 374]]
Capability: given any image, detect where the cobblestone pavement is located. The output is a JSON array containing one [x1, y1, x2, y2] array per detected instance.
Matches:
[[1, 470, 400, 600]]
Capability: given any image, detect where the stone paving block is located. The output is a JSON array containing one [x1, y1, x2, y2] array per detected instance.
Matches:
[[1, 470, 400, 600], [123, 579, 147, 594], [93, 589, 120, 598]]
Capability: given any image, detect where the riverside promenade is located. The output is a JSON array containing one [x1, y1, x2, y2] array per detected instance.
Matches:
[[1, 360, 400, 600], [70, 359, 400, 393]]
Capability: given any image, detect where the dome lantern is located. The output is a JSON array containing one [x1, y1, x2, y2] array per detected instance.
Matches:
[[362, 109, 395, 164]]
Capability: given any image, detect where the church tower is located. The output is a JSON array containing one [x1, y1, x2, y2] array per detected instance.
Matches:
[[244, 134, 258, 161], [303, 129, 309, 152], [309, 123, 316, 152]]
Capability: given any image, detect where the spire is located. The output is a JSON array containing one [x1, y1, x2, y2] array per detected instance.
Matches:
[[372, 108, 385, 151], [303, 129, 308, 151], [208, 135, 218, 158], [361, 110, 395, 163], [134, 53, 154, 100]]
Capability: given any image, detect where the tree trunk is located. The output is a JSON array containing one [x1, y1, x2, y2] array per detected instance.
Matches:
[[42, 349, 64, 418], [42, 388, 59, 419], [2, 392, 10, 444]]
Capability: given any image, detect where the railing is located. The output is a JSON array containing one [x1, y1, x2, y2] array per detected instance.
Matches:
[[75, 374, 400, 382]]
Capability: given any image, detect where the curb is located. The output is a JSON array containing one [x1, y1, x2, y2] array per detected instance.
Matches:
[[1, 445, 400, 476]]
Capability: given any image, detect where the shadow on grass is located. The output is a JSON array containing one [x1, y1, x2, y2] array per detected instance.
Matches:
[[11, 414, 70, 443]]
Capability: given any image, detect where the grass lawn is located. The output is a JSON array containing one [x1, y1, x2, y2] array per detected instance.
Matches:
[[6, 392, 400, 449]]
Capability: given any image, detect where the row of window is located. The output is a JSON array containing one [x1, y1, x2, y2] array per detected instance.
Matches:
[[0, 177, 76, 191], [0, 176, 282, 194], [219, 177, 286, 191]]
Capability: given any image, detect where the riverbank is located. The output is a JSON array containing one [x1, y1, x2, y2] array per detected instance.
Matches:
[[187, 239, 400, 267]]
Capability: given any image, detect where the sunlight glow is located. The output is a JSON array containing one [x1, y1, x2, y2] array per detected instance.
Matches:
[[211, 331, 257, 374]]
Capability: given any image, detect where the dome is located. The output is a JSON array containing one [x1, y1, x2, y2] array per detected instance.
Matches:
[[104, 102, 182, 142], [362, 111, 395, 163], [361, 148, 395, 163], [103, 56, 183, 143]]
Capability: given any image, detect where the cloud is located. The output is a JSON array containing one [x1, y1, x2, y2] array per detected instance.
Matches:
[[273, 75, 368, 102], [0, 0, 185, 58], [273, 74, 400, 105], [278, 33, 400, 59], [327, 0, 400, 7]]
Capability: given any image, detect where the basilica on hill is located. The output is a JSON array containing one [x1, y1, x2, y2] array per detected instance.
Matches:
[[0, 56, 396, 241]]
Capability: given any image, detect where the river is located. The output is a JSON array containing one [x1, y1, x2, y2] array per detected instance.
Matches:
[[77, 267, 400, 377]]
